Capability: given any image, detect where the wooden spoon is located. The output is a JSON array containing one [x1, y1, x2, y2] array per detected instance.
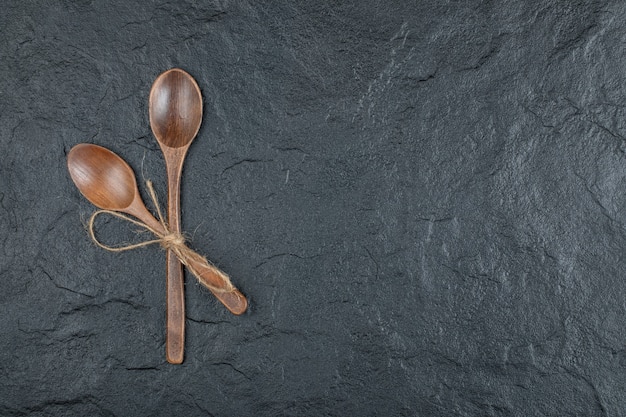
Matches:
[[67, 144, 248, 342], [149, 68, 203, 364]]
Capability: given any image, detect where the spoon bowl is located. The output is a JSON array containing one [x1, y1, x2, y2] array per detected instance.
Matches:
[[67, 144, 164, 234], [67, 143, 138, 212], [149, 68, 203, 149]]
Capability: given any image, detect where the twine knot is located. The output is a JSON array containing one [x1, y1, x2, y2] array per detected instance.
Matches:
[[160, 232, 186, 250]]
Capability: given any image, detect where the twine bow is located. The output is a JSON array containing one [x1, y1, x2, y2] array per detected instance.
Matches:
[[87, 181, 235, 294]]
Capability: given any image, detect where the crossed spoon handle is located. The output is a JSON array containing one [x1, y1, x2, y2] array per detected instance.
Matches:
[[97, 205, 248, 316], [175, 250, 248, 315], [108, 193, 248, 316]]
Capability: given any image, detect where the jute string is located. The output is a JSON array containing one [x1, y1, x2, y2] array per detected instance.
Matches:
[[87, 181, 235, 294]]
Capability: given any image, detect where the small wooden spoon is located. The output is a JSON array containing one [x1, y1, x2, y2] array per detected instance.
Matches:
[[67, 144, 248, 325], [149, 68, 203, 364]]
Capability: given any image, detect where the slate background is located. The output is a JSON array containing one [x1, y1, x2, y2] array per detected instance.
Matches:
[[1, 0, 626, 415]]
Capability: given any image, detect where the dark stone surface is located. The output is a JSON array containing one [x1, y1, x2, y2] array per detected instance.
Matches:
[[1, 0, 626, 415]]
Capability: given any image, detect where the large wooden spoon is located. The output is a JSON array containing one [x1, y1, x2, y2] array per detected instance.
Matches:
[[67, 144, 248, 354], [149, 68, 203, 364]]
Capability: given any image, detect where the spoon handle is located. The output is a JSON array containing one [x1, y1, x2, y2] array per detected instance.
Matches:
[[180, 254, 248, 315], [165, 251, 185, 363], [165, 157, 186, 365]]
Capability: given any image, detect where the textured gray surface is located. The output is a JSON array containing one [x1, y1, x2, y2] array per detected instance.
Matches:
[[2, 0, 626, 415]]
